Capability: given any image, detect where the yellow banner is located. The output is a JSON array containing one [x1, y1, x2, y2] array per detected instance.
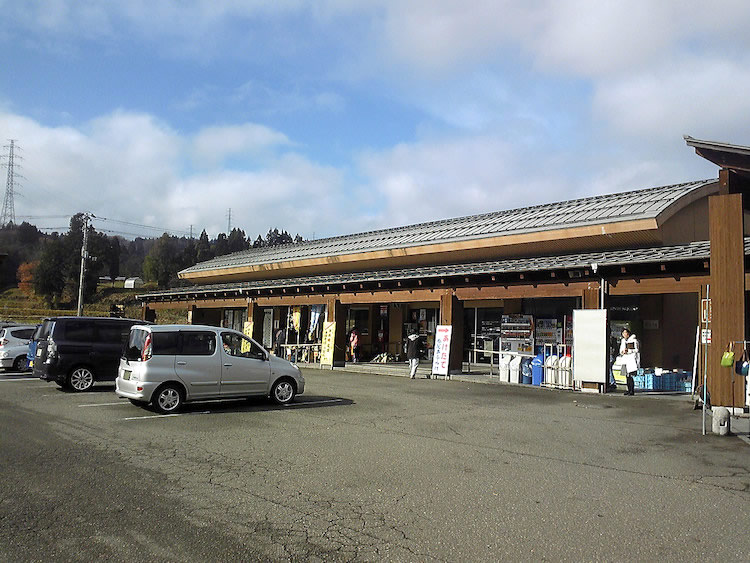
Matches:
[[241, 321, 254, 353], [321, 321, 336, 367]]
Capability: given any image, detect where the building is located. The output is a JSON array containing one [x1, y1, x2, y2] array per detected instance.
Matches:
[[138, 138, 750, 410]]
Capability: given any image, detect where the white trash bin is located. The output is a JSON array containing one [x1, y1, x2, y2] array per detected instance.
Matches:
[[498, 355, 511, 382], [712, 407, 731, 436], [509, 355, 522, 384]]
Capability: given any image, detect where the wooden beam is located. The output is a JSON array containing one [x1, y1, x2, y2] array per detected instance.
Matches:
[[608, 275, 709, 296]]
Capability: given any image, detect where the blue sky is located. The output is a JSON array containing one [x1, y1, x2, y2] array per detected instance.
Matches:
[[2, 1, 749, 240]]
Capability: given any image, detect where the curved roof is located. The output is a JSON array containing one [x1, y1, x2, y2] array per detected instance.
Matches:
[[181, 179, 717, 277]]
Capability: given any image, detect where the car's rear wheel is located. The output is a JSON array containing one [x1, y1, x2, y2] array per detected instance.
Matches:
[[152, 384, 183, 414], [271, 378, 296, 405], [68, 367, 95, 392], [13, 356, 26, 372]]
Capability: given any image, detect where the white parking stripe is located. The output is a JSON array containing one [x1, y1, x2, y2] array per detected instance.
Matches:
[[78, 402, 129, 407], [0, 378, 39, 382], [122, 413, 181, 421]]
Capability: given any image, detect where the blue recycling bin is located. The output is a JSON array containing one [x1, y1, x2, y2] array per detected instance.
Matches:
[[531, 353, 544, 386]]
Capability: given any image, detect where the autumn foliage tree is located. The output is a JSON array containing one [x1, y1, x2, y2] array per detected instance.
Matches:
[[17, 261, 37, 297]]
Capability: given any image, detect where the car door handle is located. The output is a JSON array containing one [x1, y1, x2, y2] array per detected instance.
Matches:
[[177, 361, 187, 366], [223, 363, 232, 367]]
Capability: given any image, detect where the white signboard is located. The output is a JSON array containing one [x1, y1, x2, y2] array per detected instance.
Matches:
[[572, 309, 607, 385], [431, 325, 453, 377]]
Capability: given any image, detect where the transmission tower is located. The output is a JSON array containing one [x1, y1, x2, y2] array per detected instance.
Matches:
[[1, 140, 20, 226]]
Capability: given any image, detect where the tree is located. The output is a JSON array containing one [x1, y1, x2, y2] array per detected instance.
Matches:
[[227, 228, 248, 253], [143, 233, 179, 288], [213, 232, 229, 257], [33, 238, 67, 305], [196, 230, 213, 263], [17, 261, 37, 297]]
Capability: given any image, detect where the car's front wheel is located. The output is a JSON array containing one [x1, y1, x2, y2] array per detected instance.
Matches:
[[68, 367, 95, 392], [270, 378, 296, 405], [152, 384, 183, 414]]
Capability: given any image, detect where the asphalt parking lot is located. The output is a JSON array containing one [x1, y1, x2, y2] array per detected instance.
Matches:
[[1, 368, 748, 561]]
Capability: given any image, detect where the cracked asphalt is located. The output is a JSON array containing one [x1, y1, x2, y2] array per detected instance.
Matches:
[[1, 369, 748, 561]]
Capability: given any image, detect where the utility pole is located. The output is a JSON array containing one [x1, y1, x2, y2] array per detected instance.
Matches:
[[77, 214, 92, 317], [227, 208, 232, 233], [1, 140, 20, 226]]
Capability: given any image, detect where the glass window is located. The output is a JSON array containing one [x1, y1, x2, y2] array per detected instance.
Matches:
[[125, 329, 148, 360], [221, 332, 265, 360], [63, 320, 94, 342], [180, 332, 216, 356], [96, 322, 127, 344], [11, 328, 34, 340], [153, 332, 179, 355]]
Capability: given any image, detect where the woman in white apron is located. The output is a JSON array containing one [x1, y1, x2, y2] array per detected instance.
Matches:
[[620, 328, 640, 395]]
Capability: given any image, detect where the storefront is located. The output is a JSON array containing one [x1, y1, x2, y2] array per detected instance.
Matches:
[[137, 169, 750, 408]]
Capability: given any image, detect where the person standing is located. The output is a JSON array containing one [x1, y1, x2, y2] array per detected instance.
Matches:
[[274, 327, 285, 356], [406, 330, 423, 379], [349, 328, 360, 363], [620, 328, 640, 396]]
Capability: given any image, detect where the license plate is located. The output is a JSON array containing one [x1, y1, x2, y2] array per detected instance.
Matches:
[[123, 371, 131, 380], [29, 360, 33, 368], [36, 348, 42, 357]]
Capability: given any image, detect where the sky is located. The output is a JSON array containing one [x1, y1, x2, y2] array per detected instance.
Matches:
[[1, 0, 749, 241]]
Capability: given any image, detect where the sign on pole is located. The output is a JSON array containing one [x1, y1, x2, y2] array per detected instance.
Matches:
[[431, 325, 453, 378], [320, 321, 336, 369]]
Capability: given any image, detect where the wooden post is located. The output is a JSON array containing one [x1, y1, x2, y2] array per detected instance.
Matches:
[[708, 192, 746, 407], [389, 303, 404, 358], [326, 297, 347, 366], [582, 282, 601, 309], [246, 301, 264, 341], [440, 291, 464, 373]]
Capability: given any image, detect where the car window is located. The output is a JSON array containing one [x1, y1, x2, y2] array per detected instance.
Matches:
[[96, 322, 127, 344], [125, 329, 148, 360], [63, 320, 94, 342], [221, 332, 265, 360], [39, 320, 55, 340], [11, 328, 35, 340], [180, 332, 216, 356], [153, 332, 179, 355]]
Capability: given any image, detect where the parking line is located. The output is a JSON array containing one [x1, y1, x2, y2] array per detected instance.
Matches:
[[0, 378, 39, 382], [79, 402, 129, 407], [121, 411, 211, 421]]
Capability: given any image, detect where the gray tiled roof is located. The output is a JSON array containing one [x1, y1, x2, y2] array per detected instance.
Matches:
[[143, 237, 730, 301], [181, 179, 717, 275]]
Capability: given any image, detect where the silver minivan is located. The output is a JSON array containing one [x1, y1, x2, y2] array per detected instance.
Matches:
[[116, 325, 305, 413]]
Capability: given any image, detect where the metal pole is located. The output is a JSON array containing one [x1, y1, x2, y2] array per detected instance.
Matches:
[[76, 215, 90, 317], [702, 285, 709, 436]]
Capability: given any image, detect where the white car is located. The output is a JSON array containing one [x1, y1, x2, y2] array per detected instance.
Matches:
[[116, 324, 305, 413], [0, 325, 36, 372]]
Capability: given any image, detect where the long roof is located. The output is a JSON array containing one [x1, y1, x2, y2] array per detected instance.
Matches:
[[180, 179, 717, 276], [143, 237, 733, 301]]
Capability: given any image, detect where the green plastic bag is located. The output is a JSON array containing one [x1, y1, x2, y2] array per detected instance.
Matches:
[[720, 343, 734, 368]]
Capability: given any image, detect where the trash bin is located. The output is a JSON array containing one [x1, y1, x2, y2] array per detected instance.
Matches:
[[531, 353, 544, 386], [498, 354, 511, 382], [712, 407, 731, 436], [544, 355, 559, 386], [521, 357, 532, 384], [509, 355, 522, 384]]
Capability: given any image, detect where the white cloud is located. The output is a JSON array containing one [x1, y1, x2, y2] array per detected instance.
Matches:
[[191, 123, 291, 168]]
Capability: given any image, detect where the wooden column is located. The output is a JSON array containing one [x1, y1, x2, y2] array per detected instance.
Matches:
[[389, 303, 404, 358], [582, 282, 601, 309], [246, 301, 264, 341], [326, 297, 347, 366], [708, 192, 746, 407], [440, 292, 464, 373]]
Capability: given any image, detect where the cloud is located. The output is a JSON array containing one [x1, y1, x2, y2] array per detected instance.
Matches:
[[191, 123, 291, 168], [0, 109, 344, 239]]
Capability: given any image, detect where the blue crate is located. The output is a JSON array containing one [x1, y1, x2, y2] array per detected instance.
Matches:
[[634, 375, 646, 389], [645, 374, 662, 390]]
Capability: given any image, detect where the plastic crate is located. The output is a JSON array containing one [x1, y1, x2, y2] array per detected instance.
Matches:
[[634, 375, 646, 389], [645, 373, 662, 390]]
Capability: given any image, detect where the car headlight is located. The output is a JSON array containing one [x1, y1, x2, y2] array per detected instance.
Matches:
[[0, 351, 8, 358]]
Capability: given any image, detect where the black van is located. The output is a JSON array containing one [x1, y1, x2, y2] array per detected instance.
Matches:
[[34, 317, 146, 391]]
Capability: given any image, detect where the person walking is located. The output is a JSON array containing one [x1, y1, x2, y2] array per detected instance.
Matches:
[[406, 330, 423, 379], [620, 328, 640, 396]]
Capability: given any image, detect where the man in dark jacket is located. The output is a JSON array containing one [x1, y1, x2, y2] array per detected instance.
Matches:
[[406, 331, 425, 379]]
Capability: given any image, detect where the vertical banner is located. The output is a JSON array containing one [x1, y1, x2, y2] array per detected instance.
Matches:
[[431, 325, 453, 377], [320, 321, 336, 368], [242, 321, 254, 353]]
